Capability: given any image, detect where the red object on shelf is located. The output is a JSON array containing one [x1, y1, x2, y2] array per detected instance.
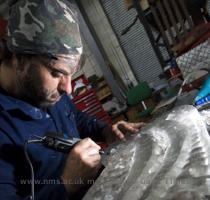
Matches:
[[71, 75, 112, 125], [71, 74, 89, 93], [0, 18, 7, 39]]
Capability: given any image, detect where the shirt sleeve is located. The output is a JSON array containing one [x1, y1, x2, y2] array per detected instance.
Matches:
[[69, 100, 108, 141], [0, 130, 69, 200], [76, 109, 108, 141]]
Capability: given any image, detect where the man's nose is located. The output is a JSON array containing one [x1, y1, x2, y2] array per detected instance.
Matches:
[[58, 76, 72, 95]]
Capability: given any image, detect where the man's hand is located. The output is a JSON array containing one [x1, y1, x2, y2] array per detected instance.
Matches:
[[112, 121, 145, 140], [103, 121, 145, 142], [61, 138, 102, 196]]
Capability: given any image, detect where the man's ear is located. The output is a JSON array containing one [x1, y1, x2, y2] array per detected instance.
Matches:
[[12, 54, 28, 71], [0, 40, 5, 61], [11, 54, 19, 68]]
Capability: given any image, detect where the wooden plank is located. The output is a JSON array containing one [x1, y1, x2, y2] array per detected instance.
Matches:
[[170, 0, 188, 36], [177, 0, 194, 28], [162, 0, 181, 41], [156, 0, 175, 45], [124, 0, 149, 11], [148, 0, 171, 48]]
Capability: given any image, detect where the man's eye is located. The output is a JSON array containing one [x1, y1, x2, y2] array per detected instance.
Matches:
[[51, 70, 62, 78]]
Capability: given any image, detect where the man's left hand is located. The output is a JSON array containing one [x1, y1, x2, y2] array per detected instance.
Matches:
[[111, 121, 145, 140]]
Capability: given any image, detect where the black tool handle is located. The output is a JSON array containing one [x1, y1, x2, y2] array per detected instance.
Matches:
[[42, 133, 105, 154]]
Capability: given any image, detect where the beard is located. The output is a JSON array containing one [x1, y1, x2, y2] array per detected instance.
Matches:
[[15, 64, 61, 109]]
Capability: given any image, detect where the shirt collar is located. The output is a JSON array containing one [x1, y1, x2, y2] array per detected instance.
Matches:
[[0, 88, 50, 120]]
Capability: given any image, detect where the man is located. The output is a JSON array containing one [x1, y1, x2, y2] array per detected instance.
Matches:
[[0, 0, 144, 199]]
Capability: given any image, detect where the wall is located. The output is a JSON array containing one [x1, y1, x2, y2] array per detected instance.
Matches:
[[100, 0, 164, 88], [74, 0, 210, 88], [73, 0, 138, 88], [73, 38, 103, 79]]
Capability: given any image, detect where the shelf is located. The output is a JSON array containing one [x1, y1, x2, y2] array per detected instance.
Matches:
[[97, 91, 112, 101], [96, 85, 112, 100]]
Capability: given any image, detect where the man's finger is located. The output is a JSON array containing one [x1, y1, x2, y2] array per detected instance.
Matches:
[[118, 122, 139, 133], [76, 137, 101, 150], [112, 125, 125, 140], [86, 147, 101, 156], [132, 122, 146, 129]]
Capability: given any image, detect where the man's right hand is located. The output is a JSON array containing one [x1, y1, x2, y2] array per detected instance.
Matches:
[[61, 138, 102, 196]]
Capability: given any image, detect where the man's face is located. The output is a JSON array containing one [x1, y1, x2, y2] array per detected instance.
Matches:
[[16, 54, 81, 108]]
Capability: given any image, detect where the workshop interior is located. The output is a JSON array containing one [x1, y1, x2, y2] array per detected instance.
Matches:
[[64, 0, 210, 124], [2, 0, 210, 199]]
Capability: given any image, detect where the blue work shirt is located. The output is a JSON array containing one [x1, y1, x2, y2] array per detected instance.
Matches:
[[0, 89, 107, 200]]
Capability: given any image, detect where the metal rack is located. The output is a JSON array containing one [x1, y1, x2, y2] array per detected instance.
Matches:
[[132, 0, 172, 70], [131, 0, 208, 71]]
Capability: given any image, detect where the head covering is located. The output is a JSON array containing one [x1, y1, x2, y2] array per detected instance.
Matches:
[[0, 0, 18, 20], [6, 0, 83, 56]]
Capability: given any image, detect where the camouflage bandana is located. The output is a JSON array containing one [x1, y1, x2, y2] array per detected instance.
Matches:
[[0, 0, 18, 20], [6, 0, 83, 56]]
